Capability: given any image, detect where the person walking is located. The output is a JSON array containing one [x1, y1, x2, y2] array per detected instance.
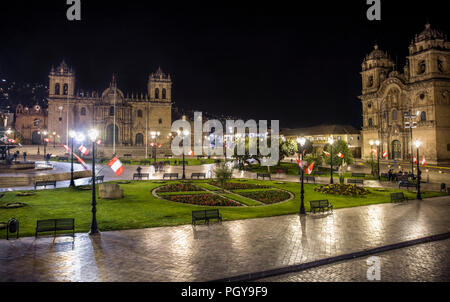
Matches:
[[23, 151, 27, 162], [136, 166, 142, 176]]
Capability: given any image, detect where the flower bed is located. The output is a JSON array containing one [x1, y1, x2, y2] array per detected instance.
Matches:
[[314, 184, 370, 196], [238, 190, 291, 204], [157, 183, 204, 193], [162, 193, 240, 207], [209, 181, 269, 190]]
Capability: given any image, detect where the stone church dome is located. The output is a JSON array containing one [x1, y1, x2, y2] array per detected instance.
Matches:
[[365, 44, 392, 61]]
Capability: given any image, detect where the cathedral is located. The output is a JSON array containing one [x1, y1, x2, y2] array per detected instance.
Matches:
[[360, 24, 450, 164], [43, 61, 173, 156]]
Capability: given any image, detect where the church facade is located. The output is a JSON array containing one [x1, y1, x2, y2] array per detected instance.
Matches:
[[360, 24, 450, 164], [45, 61, 173, 155]]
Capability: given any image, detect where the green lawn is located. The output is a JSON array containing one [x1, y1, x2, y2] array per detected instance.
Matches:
[[0, 179, 445, 238]]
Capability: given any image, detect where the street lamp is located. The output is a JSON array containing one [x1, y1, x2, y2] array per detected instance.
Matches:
[[414, 139, 422, 200], [52, 132, 56, 148], [328, 136, 334, 184], [88, 128, 99, 235], [42, 130, 48, 159], [369, 140, 374, 175], [375, 140, 380, 180], [69, 130, 77, 187], [150, 131, 161, 164], [177, 129, 190, 179], [296, 137, 306, 215]]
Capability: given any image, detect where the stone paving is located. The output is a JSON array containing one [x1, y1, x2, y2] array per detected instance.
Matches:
[[257, 239, 450, 282], [1, 196, 449, 282]]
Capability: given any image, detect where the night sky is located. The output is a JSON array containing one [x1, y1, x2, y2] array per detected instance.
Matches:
[[1, 0, 449, 128]]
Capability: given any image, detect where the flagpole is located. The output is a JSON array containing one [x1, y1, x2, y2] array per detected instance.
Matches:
[[145, 97, 148, 159], [113, 77, 116, 155]]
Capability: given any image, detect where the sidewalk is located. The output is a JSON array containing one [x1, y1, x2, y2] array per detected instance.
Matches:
[[1, 195, 449, 282]]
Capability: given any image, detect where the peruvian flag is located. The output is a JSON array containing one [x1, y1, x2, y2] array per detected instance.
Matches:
[[413, 156, 418, 164], [73, 153, 88, 170], [371, 149, 377, 155], [382, 151, 388, 158], [78, 145, 89, 156], [63, 144, 70, 153], [421, 156, 427, 167], [337, 152, 344, 159], [158, 143, 162, 149], [323, 151, 330, 157], [296, 159, 302, 167], [187, 149, 194, 157], [96, 139, 102, 145], [306, 162, 315, 175], [108, 156, 124, 176]]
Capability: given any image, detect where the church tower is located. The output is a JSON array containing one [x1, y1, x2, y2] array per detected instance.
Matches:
[[361, 44, 394, 94], [49, 60, 75, 97], [407, 23, 450, 82], [148, 67, 172, 102]]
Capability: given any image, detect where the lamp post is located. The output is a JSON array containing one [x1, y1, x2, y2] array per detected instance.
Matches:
[[369, 140, 374, 175], [414, 139, 422, 200], [375, 139, 380, 181], [404, 110, 419, 175], [42, 130, 48, 160], [52, 132, 56, 148], [297, 137, 306, 215], [88, 129, 99, 235], [69, 130, 77, 188], [150, 131, 160, 164], [328, 136, 334, 184], [177, 129, 190, 180]]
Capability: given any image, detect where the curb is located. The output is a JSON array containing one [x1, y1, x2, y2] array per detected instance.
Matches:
[[210, 232, 450, 282]]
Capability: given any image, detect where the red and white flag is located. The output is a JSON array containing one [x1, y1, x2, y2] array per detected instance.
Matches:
[[73, 153, 88, 170], [63, 144, 70, 153], [413, 156, 417, 164], [187, 149, 194, 157], [78, 145, 89, 156], [323, 151, 330, 157], [296, 159, 302, 167], [96, 139, 102, 145], [421, 156, 426, 167], [158, 143, 162, 149], [337, 152, 344, 159], [108, 156, 124, 176], [306, 162, 315, 175], [371, 149, 377, 155], [382, 151, 388, 158]]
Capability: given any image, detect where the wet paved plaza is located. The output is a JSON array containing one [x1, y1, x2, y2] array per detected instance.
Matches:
[[1, 196, 449, 281], [258, 239, 450, 282]]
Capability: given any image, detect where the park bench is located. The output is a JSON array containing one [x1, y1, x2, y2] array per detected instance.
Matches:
[[35, 218, 75, 238], [313, 171, 326, 176], [390, 192, 407, 203], [163, 173, 178, 180], [57, 156, 68, 161], [191, 173, 206, 179], [309, 200, 333, 213], [305, 176, 316, 183], [88, 175, 104, 184], [192, 209, 222, 225], [34, 180, 57, 190], [1, 218, 19, 240], [257, 173, 271, 180], [133, 173, 149, 180], [398, 181, 417, 190], [347, 179, 364, 186], [351, 173, 366, 178], [123, 154, 132, 158], [381, 173, 389, 179]]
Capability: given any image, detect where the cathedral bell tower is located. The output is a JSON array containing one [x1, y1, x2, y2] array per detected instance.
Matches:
[[49, 60, 75, 98], [361, 44, 395, 95], [148, 67, 172, 102]]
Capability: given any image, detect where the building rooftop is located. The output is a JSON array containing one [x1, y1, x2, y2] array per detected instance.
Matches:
[[281, 124, 360, 137]]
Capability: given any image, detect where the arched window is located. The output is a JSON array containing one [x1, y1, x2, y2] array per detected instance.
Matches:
[[418, 60, 426, 74], [109, 106, 115, 116], [135, 133, 144, 146], [420, 111, 427, 121], [155, 88, 159, 99], [158, 118, 162, 124], [368, 118, 373, 127], [81, 107, 86, 116], [162, 88, 166, 99], [392, 109, 397, 121], [368, 76, 373, 87], [137, 109, 143, 118], [63, 84, 68, 95], [55, 83, 60, 95]]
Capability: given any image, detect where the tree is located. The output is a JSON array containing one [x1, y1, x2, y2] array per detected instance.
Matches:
[[279, 138, 297, 164], [214, 162, 233, 187], [304, 147, 323, 166], [324, 140, 354, 167]]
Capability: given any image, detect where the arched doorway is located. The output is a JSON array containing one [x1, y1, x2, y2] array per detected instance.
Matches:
[[392, 140, 401, 159], [106, 124, 119, 146], [135, 133, 144, 146], [32, 131, 41, 145]]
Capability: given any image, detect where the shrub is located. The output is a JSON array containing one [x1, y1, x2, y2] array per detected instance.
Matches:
[[214, 162, 233, 187], [314, 184, 370, 196]]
